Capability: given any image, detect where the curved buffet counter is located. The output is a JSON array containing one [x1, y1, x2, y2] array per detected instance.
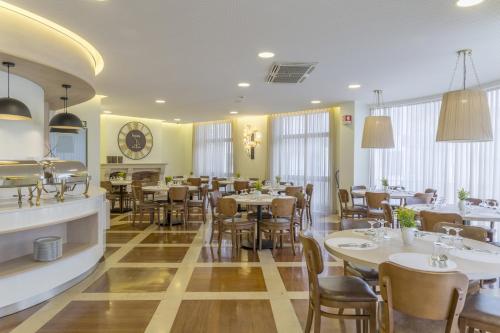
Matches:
[[0, 187, 107, 317]]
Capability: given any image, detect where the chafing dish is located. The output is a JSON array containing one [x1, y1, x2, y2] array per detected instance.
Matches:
[[0, 160, 42, 205], [40, 160, 90, 201]]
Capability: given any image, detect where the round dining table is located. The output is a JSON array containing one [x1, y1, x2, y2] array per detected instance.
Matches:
[[325, 229, 500, 280], [110, 179, 133, 213], [142, 184, 199, 225], [227, 193, 295, 249], [406, 203, 500, 223], [351, 189, 416, 200]]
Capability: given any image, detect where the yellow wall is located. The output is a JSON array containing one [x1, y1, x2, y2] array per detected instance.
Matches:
[[232, 116, 268, 180]]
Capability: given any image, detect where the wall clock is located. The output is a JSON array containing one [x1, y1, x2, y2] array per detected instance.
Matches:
[[117, 121, 153, 160]]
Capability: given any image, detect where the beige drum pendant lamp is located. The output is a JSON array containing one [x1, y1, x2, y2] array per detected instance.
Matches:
[[436, 49, 493, 142], [362, 90, 395, 148]]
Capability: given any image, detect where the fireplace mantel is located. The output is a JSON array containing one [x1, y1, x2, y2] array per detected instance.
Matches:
[[100, 163, 167, 180]]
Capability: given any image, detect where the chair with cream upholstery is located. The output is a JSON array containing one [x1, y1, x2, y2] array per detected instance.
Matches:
[[300, 231, 378, 333], [366, 192, 389, 218], [459, 294, 500, 333], [338, 189, 367, 218], [217, 197, 256, 254], [260, 197, 297, 254], [379, 261, 468, 333], [420, 210, 463, 232], [433, 222, 488, 242]]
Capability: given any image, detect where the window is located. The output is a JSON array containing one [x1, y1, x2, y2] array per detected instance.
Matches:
[[270, 110, 332, 213], [370, 87, 500, 204], [193, 121, 233, 177]]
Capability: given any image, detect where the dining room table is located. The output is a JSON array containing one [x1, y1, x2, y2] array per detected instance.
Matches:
[[109, 179, 133, 213], [142, 184, 199, 225], [325, 228, 500, 280], [406, 203, 500, 223], [226, 193, 295, 249]]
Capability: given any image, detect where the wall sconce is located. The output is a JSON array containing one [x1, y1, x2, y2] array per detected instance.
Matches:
[[243, 125, 261, 159]]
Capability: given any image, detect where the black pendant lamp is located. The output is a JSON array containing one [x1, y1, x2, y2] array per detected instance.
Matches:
[[49, 84, 83, 130], [0, 62, 32, 120]]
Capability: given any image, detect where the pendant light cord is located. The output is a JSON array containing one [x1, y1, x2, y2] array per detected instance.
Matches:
[[6, 64, 9, 98], [448, 49, 481, 91], [463, 50, 467, 90]]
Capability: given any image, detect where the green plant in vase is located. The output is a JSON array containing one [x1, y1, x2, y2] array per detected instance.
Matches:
[[457, 188, 469, 211], [165, 176, 173, 185], [396, 207, 416, 245], [381, 177, 389, 191], [235, 172, 241, 179], [275, 176, 281, 185]]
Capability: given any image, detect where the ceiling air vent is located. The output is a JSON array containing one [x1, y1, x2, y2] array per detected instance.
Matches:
[[266, 62, 317, 83]]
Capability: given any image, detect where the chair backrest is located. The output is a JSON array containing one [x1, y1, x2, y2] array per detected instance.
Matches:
[[294, 192, 306, 210], [200, 184, 209, 203], [340, 218, 383, 231], [465, 198, 482, 206], [131, 185, 145, 203], [350, 185, 366, 199], [433, 222, 488, 242], [381, 201, 394, 226], [379, 262, 468, 332], [169, 186, 188, 202], [285, 186, 302, 196], [305, 183, 314, 197], [234, 180, 249, 193], [218, 197, 238, 217], [420, 210, 463, 232], [299, 231, 324, 297], [424, 188, 437, 195], [338, 189, 350, 205], [187, 177, 201, 187], [211, 179, 220, 191], [405, 193, 433, 205], [270, 197, 296, 218], [366, 192, 389, 210], [208, 191, 222, 219], [100, 181, 113, 193]]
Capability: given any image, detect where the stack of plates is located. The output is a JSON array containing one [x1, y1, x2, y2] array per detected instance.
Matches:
[[33, 236, 63, 262]]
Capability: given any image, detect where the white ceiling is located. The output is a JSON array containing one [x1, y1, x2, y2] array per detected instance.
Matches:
[[8, 0, 500, 122]]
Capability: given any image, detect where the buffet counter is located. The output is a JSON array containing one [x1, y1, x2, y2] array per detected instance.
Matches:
[[0, 187, 107, 316]]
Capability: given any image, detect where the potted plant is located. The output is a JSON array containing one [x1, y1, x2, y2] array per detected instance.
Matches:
[[275, 176, 281, 185], [165, 176, 173, 185], [457, 188, 469, 212], [235, 172, 241, 179], [396, 207, 417, 246], [254, 180, 263, 195], [381, 177, 389, 191]]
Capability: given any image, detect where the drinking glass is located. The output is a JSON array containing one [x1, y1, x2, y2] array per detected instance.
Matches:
[[367, 220, 378, 231], [441, 226, 453, 236]]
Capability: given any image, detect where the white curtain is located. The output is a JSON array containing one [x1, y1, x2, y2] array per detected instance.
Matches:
[[193, 121, 233, 177], [371, 87, 500, 204], [269, 110, 332, 213]]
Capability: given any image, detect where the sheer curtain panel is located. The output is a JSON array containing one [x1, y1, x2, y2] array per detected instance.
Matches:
[[269, 110, 332, 213], [370, 87, 500, 204], [193, 121, 233, 177]]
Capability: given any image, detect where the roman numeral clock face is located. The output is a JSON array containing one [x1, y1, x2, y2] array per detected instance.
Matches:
[[117, 122, 153, 160]]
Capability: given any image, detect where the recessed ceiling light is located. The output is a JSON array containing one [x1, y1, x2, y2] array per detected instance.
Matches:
[[238, 82, 250, 87], [258, 51, 275, 59], [311, 100, 321, 104], [348, 84, 361, 89], [174, 118, 181, 122], [229, 111, 238, 114], [456, 0, 484, 7], [155, 99, 166, 104], [103, 110, 112, 114]]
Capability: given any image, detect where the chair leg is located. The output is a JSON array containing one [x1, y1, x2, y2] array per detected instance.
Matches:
[[139, 209, 144, 225], [253, 224, 257, 252], [305, 302, 314, 333], [259, 230, 263, 250], [355, 308, 362, 333], [290, 229, 296, 255], [458, 318, 466, 333], [313, 301, 321, 333], [369, 303, 377, 333]]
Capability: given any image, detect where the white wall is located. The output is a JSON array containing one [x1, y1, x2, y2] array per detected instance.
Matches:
[[0, 72, 45, 160], [69, 97, 103, 185], [161, 122, 192, 177], [353, 102, 370, 186]]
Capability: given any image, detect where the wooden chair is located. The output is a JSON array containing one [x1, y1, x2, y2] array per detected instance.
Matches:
[[305, 183, 314, 224], [217, 197, 257, 254], [208, 191, 223, 244], [285, 185, 302, 196], [233, 180, 250, 194], [100, 181, 120, 210], [187, 177, 201, 198], [299, 231, 378, 333], [165, 186, 189, 227], [459, 294, 500, 333], [405, 192, 433, 205], [366, 192, 389, 218], [260, 197, 297, 254], [211, 179, 220, 192], [293, 192, 307, 231], [338, 189, 367, 218], [187, 184, 209, 223], [350, 185, 366, 206], [420, 210, 463, 232], [379, 262, 468, 333], [131, 185, 161, 225], [216, 177, 228, 192], [465, 197, 482, 206], [433, 222, 488, 242], [381, 201, 396, 228], [424, 188, 437, 202]]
